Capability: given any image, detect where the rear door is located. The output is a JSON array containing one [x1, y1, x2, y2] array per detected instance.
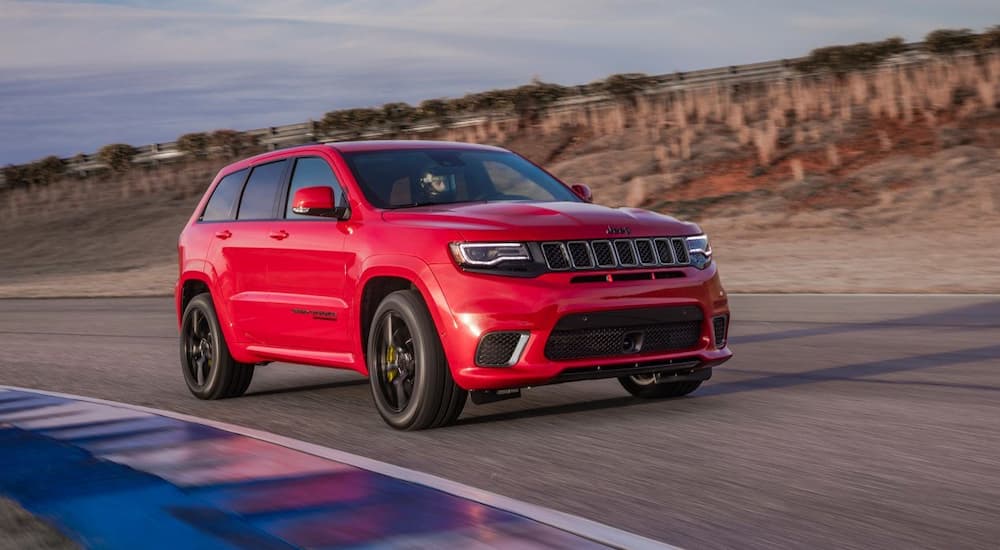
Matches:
[[261, 155, 352, 357], [216, 159, 290, 345]]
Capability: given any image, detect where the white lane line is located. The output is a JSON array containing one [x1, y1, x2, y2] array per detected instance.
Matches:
[[0, 386, 678, 550], [0, 402, 98, 423], [17, 406, 150, 430]]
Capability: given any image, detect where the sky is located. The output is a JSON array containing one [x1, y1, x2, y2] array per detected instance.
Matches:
[[1, 0, 998, 165]]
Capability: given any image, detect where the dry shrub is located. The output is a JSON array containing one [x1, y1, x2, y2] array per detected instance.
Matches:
[[878, 131, 893, 152], [681, 128, 694, 160], [978, 81, 997, 109], [655, 145, 670, 164], [794, 128, 805, 145], [625, 177, 646, 207], [753, 121, 779, 165], [923, 109, 938, 127], [827, 144, 841, 168], [791, 158, 805, 182], [738, 126, 752, 146], [727, 104, 744, 131]]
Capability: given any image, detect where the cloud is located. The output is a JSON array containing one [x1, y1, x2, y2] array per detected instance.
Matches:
[[1, 0, 998, 164]]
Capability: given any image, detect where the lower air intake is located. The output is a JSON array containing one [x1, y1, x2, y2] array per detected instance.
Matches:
[[712, 315, 728, 348], [544, 321, 701, 361], [475, 332, 526, 366]]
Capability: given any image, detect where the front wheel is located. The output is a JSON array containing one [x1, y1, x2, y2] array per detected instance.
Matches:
[[367, 290, 467, 430], [618, 373, 702, 399], [180, 293, 254, 400]]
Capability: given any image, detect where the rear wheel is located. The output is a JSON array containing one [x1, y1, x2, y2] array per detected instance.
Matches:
[[368, 290, 466, 430], [180, 293, 254, 399], [618, 373, 702, 399]]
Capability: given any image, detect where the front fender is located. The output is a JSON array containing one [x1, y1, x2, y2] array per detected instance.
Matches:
[[355, 255, 459, 368]]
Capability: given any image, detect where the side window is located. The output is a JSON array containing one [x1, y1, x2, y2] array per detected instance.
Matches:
[[201, 169, 247, 221], [237, 160, 288, 220], [286, 157, 343, 219]]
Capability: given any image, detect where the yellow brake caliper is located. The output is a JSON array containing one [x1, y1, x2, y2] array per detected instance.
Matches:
[[386, 345, 397, 382]]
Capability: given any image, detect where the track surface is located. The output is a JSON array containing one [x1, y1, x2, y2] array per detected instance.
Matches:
[[1, 295, 998, 549]]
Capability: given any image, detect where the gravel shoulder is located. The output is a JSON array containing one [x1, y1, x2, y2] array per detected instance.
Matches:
[[0, 498, 77, 550]]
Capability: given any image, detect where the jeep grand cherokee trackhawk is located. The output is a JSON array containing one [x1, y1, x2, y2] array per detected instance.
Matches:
[[176, 141, 732, 429]]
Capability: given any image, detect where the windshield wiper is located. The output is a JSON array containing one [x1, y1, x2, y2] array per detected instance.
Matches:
[[392, 201, 443, 209], [392, 200, 486, 209]]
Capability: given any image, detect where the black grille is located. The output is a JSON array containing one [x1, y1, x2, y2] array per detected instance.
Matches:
[[541, 243, 570, 270], [712, 315, 728, 348], [476, 332, 524, 366], [591, 241, 616, 267], [635, 239, 656, 264], [545, 321, 702, 360], [614, 240, 637, 266], [672, 239, 689, 264], [567, 242, 593, 268], [533, 237, 694, 272], [654, 238, 675, 264]]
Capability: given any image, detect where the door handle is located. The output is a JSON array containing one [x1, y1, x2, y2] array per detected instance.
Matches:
[[269, 230, 289, 241], [214, 230, 232, 240]]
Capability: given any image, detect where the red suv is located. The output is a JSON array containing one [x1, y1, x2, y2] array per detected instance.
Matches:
[[176, 141, 731, 429]]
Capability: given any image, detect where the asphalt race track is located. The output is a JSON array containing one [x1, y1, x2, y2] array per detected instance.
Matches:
[[1, 295, 998, 549]]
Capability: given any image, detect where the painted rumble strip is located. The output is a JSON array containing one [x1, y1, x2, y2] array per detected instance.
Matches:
[[0, 387, 675, 550]]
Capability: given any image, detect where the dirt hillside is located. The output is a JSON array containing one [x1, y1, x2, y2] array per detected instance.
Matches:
[[2, 54, 999, 296]]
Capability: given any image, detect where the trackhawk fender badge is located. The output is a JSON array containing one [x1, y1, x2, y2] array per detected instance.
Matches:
[[291, 308, 338, 321], [606, 226, 631, 235]]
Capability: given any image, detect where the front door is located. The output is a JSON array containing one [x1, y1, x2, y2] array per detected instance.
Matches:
[[262, 156, 353, 357]]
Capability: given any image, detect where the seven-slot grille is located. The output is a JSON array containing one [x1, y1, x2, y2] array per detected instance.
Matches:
[[540, 238, 690, 270]]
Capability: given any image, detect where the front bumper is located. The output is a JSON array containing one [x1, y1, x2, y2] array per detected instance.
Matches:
[[428, 262, 732, 390]]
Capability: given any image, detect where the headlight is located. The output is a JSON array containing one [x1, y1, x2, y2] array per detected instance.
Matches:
[[449, 242, 530, 267], [685, 234, 712, 269]]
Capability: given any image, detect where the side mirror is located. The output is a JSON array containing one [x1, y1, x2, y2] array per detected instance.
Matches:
[[571, 183, 593, 203], [291, 186, 349, 219]]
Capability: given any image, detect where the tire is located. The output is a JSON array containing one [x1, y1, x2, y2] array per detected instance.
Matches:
[[180, 293, 254, 400], [367, 289, 467, 430], [618, 373, 702, 399]]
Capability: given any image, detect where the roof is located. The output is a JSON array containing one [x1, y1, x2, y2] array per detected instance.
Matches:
[[326, 140, 508, 153], [216, 140, 509, 177]]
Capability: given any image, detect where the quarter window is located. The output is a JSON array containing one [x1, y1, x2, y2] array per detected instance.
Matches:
[[201, 169, 247, 221], [286, 157, 343, 219], [237, 160, 288, 220]]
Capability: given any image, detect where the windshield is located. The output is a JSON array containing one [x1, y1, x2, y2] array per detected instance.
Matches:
[[341, 149, 580, 209]]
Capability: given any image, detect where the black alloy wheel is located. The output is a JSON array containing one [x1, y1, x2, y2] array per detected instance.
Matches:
[[367, 290, 467, 430]]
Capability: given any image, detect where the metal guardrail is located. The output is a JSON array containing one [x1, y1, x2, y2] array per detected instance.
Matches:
[[0, 41, 936, 186]]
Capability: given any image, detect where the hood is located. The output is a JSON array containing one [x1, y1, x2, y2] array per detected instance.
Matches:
[[380, 201, 700, 241]]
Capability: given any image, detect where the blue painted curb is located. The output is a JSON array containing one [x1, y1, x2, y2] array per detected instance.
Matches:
[[0, 388, 661, 549]]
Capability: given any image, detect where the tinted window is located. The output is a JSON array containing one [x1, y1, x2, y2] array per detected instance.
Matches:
[[201, 169, 247, 221], [237, 160, 288, 220], [342, 149, 579, 209], [286, 157, 343, 219]]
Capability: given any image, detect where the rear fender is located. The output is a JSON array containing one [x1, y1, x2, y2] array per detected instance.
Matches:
[[176, 267, 258, 364]]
